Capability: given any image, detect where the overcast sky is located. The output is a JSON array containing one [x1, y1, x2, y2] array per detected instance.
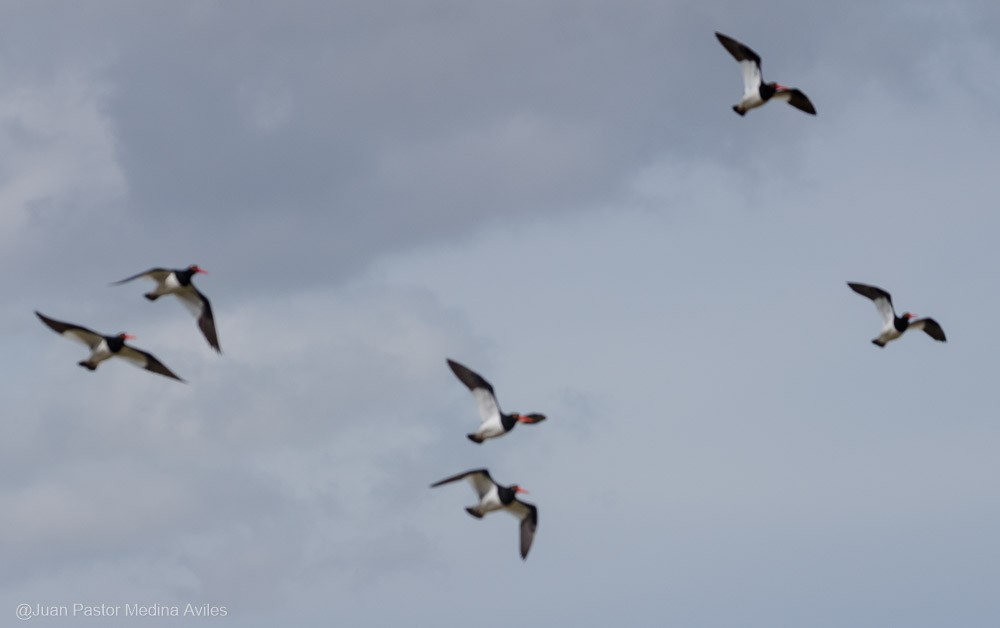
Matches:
[[3, 1, 1000, 626]]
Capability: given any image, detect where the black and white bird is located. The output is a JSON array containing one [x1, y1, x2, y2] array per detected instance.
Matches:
[[847, 282, 947, 347], [430, 469, 538, 560], [112, 265, 220, 352], [35, 311, 184, 381], [447, 359, 546, 444], [715, 32, 816, 116]]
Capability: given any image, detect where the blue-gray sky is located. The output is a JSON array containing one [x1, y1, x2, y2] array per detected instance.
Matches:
[[3, 1, 1000, 626]]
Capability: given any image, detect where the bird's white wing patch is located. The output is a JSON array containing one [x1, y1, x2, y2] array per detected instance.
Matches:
[[112, 268, 171, 285], [740, 59, 761, 98], [146, 270, 172, 283], [871, 296, 895, 329], [471, 387, 501, 425], [466, 472, 496, 499], [173, 286, 220, 352], [115, 345, 183, 380], [506, 499, 538, 559], [116, 346, 150, 369], [63, 328, 103, 350], [504, 499, 532, 521], [175, 285, 205, 318]]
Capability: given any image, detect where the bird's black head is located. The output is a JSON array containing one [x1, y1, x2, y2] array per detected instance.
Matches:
[[760, 82, 779, 100], [497, 484, 528, 505], [894, 312, 915, 332], [108, 332, 134, 351], [177, 265, 208, 285]]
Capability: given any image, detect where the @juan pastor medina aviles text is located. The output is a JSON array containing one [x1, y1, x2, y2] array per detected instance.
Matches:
[[16, 602, 228, 620]]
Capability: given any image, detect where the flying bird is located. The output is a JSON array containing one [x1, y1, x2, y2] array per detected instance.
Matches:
[[715, 31, 816, 116], [112, 265, 220, 352], [430, 468, 538, 560], [447, 358, 546, 443], [847, 282, 947, 347], [35, 311, 184, 381]]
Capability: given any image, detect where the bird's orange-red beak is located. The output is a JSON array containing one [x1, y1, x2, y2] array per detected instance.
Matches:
[[123, 333, 136, 340], [517, 413, 546, 423], [195, 266, 208, 274], [515, 487, 529, 494]]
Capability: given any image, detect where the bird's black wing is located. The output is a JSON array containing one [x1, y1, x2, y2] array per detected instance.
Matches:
[[35, 311, 105, 349], [848, 282, 895, 327], [430, 469, 494, 498], [775, 88, 817, 115], [912, 318, 947, 342], [177, 286, 221, 352], [446, 359, 495, 395], [715, 32, 762, 66], [110, 268, 172, 285], [118, 345, 185, 382], [507, 499, 538, 560], [447, 359, 502, 424]]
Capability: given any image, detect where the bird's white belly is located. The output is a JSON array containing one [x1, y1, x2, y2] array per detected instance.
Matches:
[[477, 489, 503, 515], [475, 416, 507, 440], [739, 92, 765, 110], [90, 341, 113, 363], [152, 273, 182, 296], [876, 327, 903, 344]]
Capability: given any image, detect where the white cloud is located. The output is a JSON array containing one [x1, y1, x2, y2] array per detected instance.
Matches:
[[0, 68, 125, 249]]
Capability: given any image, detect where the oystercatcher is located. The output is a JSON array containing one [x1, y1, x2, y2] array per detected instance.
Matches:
[[430, 469, 538, 560], [715, 31, 816, 116], [447, 359, 546, 443], [112, 265, 220, 352], [847, 282, 947, 347], [35, 311, 184, 381]]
